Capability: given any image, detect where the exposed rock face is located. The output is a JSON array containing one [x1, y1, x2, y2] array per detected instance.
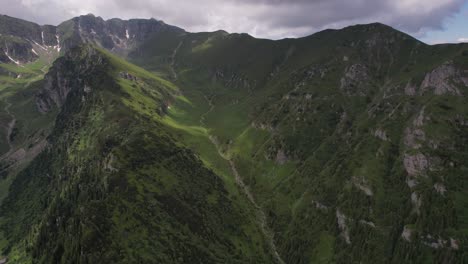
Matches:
[[336, 209, 351, 244], [434, 183, 447, 195], [403, 153, 428, 177], [340, 64, 369, 96], [412, 108, 426, 127], [0, 14, 185, 65], [450, 238, 459, 250], [36, 71, 73, 112], [67, 14, 185, 56], [103, 153, 119, 172], [420, 63, 465, 95], [404, 81, 417, 96], [0, 15, 43, 43], [0, 40, 38, 64], [352, 176, 373, 196], [411, 192, 422, 214], [275, 149, 288, 165], [374, 128, 389, 141], [0, 15, 60, 64], [405, 63, 467, 96], [119, 71, 138, 81], [312, 200, 329, 210], [406, 178, 418, 188], [419, 235, 460, 250], [404, 127, 425, 149], [401, 226, 413, 242], [36, 46, 106, 112], [213, 69, 254, 89], [359, 220, 375, 228]]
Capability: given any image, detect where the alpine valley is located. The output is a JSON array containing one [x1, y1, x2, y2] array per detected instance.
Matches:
[[0, 13, 467, 264]]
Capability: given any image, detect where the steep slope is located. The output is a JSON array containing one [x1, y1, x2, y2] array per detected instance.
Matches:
[[0, 12, 185, 225], [128, 23, 468, 263], [0, 15, 61, 64], [0, 45, 273, 263], [0, 13, 184, 67], [1, 14, 468, 264], [0, 16, 62, 228], [56, 14, 185, 56]]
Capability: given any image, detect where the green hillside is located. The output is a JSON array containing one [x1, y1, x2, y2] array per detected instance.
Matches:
[[0, 15, 467, 264]]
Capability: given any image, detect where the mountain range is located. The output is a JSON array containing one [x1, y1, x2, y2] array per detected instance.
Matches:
[[0, 13, 467, 263]]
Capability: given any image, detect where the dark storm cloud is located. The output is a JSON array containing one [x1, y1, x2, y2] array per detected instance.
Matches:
[[0, 0, 465, 39]]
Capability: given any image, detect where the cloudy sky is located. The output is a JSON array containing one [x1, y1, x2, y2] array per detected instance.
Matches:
[[1, 0, 467, 43]]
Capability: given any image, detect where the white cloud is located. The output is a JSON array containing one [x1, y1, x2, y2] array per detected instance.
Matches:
[[458, 37, 468, 42], [0, 0, 465, 39]]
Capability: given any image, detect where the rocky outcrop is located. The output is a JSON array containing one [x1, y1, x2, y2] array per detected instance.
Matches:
[[420, 63, 466, 95], [403, 127, 425, 149], [103, 153, 119, 172], [404, 81, 417, 96], [0, 15, 61, 64], [434, 183, 447, 195], [403, 153, 428, 177], [374, 128, 389, 141], [404, 63, 467, 96], [36, 70, 73, 112], [352, 176, 373, 196], [62, 14, 185, 56], [336, 209, 351, 244], [213, 69, 254, 89], [0, 15, 43, 43], [359, 220, 376, 228], [275, 149, 288, 165], [36, 46, 106, 112], [119, 71, 138, 81], [0, 13, 185, 65], [401, 226, 413, 242], [340, 64, 370, 96], [450, 238, 460, 250], [422, 235, 459, 250], [312, 200, 329, 210], [403, 107, 429, 189], [411, 192, 422, 214], [0, 39, 38, 64]]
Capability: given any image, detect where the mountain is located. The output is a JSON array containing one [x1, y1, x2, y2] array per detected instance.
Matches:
[[0, 14, 468, 264]]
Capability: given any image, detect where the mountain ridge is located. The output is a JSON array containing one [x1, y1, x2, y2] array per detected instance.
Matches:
[[0, 14, 467, 263]]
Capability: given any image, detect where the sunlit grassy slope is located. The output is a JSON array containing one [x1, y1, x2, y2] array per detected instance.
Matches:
[[0, 46, 274, 263], [128, 23, 468, 263]]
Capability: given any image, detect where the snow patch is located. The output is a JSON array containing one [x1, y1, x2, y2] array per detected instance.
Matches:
[[41, 31, 45, 45], [4, 50, 20, 65], [55, 35, 61, 52], [31, 40, 47, 51], [126, 29, 130, 39]]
